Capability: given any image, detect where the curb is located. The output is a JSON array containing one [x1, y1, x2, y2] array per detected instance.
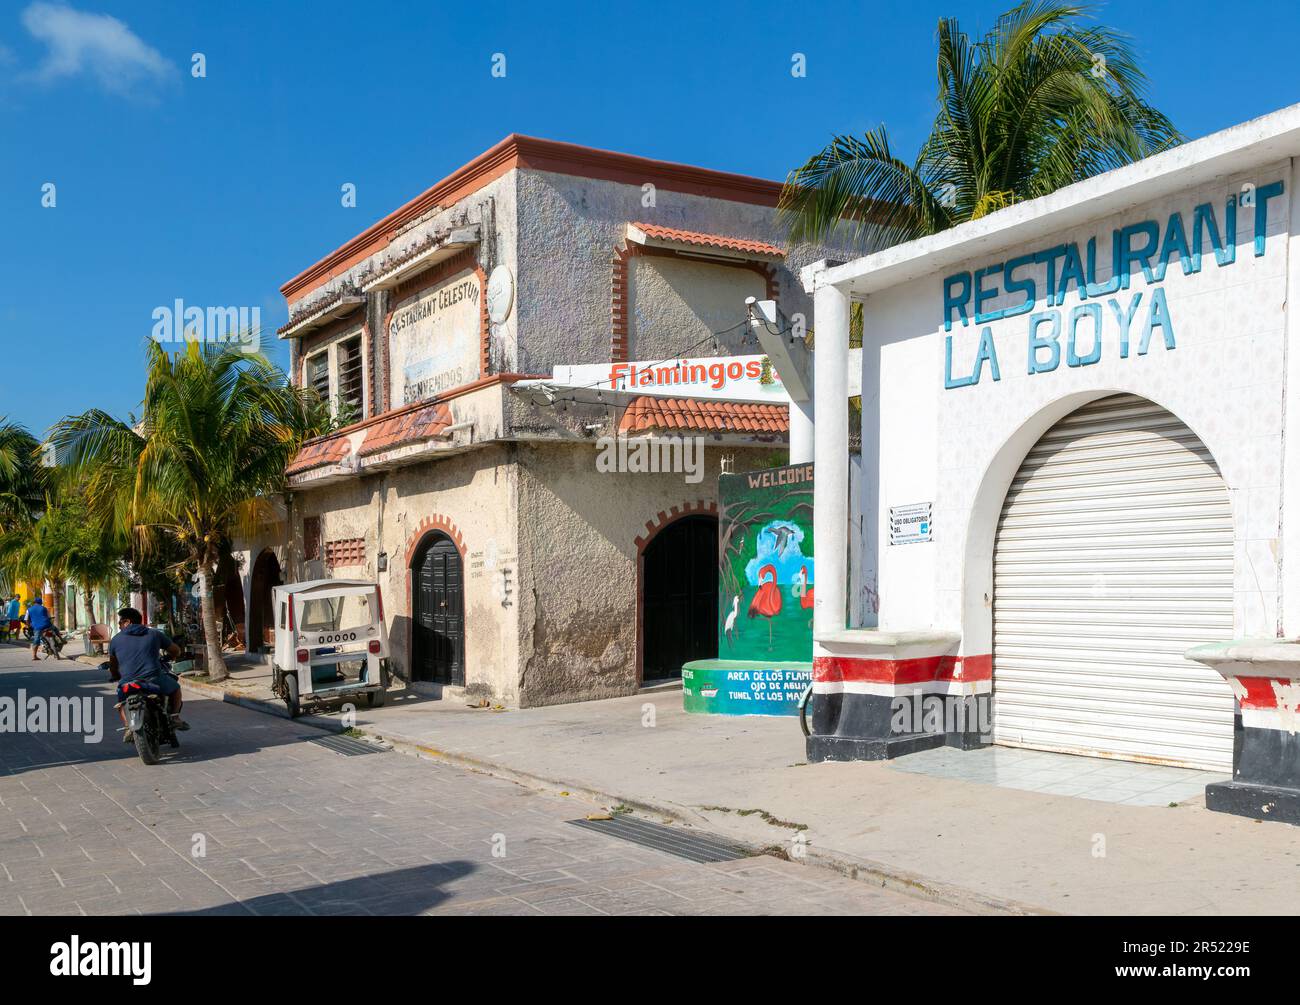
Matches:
[[180, 678, 1047, 916], [180, 677, 338, 733]]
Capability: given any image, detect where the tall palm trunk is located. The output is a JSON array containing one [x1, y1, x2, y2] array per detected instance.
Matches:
[[197, 563, 228, 681], [49, 580, 63, 630], [83, 589, 96, 631]]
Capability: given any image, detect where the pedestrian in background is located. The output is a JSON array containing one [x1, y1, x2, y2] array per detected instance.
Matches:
[[3, 595, 20, 643]]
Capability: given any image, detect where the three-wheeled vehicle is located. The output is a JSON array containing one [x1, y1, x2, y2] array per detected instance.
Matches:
[[271, 579, 390, 718]]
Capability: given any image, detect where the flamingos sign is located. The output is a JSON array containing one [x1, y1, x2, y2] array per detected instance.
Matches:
[[682, 463, 816, 715]]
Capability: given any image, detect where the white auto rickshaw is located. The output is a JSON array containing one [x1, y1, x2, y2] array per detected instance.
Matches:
[[271, 579, 390, 718]]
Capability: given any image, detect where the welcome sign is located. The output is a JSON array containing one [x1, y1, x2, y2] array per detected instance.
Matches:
[[941, 181, 1284, 389]]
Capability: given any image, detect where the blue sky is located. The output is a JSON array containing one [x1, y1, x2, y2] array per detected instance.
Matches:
[[2, 0, 1296, 436]]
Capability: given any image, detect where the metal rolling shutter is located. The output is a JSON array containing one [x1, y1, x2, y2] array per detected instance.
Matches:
[[992, 393, 1235, 770]]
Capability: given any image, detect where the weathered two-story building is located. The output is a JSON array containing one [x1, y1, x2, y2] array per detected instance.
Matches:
[[236, 135, 853, 707]]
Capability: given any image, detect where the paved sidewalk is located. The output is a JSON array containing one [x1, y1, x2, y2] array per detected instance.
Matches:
[[174, 656, 1300, 915]]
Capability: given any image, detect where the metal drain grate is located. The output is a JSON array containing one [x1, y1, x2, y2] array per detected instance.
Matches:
[[568, 815, 751, 863], [306, 734, 385, 757]]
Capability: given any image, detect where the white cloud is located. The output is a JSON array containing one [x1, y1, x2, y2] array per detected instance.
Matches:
[[20, 2, 174, 95]]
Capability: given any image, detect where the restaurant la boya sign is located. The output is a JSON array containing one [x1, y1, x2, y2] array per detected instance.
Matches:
[[942, 181, 1284, 389]]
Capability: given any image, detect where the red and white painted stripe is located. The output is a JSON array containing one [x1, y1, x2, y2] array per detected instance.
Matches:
[[811, 653, 992, 696], [1228, 674, 1300, 732]]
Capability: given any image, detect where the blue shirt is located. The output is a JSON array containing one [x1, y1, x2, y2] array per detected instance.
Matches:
[[4, 599, 18, 620], [25, 602, 51, 633], [109, 625, 174, 685]]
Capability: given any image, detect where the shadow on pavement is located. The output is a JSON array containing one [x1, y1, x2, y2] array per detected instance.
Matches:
[[0, 661, 377, 775], [163, 861, 478, 916]]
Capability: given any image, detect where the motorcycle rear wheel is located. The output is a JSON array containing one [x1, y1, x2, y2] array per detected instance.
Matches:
[[133, 724, 161, 765]]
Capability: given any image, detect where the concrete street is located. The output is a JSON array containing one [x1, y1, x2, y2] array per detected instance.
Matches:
[[180, 650, 1300, 915], [0, 641, 960, 916]]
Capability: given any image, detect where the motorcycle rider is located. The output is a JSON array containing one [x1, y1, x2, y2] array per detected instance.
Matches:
[[24, 596, 54, 661], [108, 607, 186, 740]]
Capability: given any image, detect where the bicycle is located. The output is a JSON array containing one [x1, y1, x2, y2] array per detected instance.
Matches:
[[798, 682, 815, 737]]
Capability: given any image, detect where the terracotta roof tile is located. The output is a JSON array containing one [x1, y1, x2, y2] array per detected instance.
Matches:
[[277, 288, 363, 336], [631, 222, 784, 258], [618, 396, 788, 435], [286, 434, 351, 475], [359, 402, 452, 456]]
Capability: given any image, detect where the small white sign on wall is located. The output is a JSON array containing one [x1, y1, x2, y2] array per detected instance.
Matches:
[[889, 502, 933, 545]]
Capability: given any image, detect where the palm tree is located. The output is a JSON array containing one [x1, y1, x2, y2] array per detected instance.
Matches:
[[50, 341, 324, 681], [0, 487, 128, 631], [0, 419, 47, 596], [780, 1, 1182, 249]]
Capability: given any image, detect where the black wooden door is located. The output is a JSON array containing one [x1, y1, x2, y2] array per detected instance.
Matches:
[[643, 515, 718, 680], [413, 536, 464, 685]]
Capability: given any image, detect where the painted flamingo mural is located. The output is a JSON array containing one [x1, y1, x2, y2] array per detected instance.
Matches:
[[684, 462, 815, 715], [748, 564, 782, 648], [795, 565, 814, 626], [716, 464, 815, 663]]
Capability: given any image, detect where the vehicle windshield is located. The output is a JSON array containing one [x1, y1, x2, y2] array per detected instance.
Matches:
[[299, 593, 373, 632]]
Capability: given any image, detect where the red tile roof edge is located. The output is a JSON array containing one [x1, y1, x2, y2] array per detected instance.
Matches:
[[631, 222, 784, 258]]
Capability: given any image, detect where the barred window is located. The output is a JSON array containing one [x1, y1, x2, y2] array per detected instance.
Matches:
[[336, 336, 364, 421], [306, 352, 330, 402]]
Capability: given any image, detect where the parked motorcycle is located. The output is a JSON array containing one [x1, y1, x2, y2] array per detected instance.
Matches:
[[102, 659, 182, 765]]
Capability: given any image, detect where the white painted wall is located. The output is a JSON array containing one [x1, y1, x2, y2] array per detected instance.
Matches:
[[854, 160, 1293, 658]]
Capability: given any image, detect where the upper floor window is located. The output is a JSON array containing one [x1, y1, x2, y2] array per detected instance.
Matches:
[[336, 336, 364, 419], [303, 329, 367, 425]]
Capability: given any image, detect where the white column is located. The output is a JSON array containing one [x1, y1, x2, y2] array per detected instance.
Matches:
[[789, 395, 815, 464], [813, 278, 851, 638]]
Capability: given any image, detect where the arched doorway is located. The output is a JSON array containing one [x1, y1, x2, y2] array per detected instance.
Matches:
[[214, 554, 246, 651], [991, 393, 1235, 770], [248, 549, 282, 653], [411, 533, 464, 685], [642, 514, 718, 681]]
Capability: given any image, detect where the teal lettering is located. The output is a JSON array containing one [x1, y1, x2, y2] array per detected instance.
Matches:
[[944, 273, 971, 331], [1067, 303, 1103, 366], [1028, 311, 1061, 374], [1156, 212, 1192, 280], [1138, 286, 1175, 355], [1058, 242, 1087, 302]]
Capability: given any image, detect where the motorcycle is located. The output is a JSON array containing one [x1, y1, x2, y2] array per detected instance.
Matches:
[[102, 659, 182, 765], [37, 627, 65, 660]]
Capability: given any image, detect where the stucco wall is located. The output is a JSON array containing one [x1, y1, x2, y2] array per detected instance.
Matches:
[[515, 440, 775, 706], [857, 159, 1292, 658], [628, 255, 768, 360], [512, 168, 855, 375], [289, 445, 521, 702]]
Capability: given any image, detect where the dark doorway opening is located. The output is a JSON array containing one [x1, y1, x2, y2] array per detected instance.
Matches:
[[642, 514, 718, 681], [215, 553, 246, 652], [248, 550, 282, 653], [412, 534, 465, 685]]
